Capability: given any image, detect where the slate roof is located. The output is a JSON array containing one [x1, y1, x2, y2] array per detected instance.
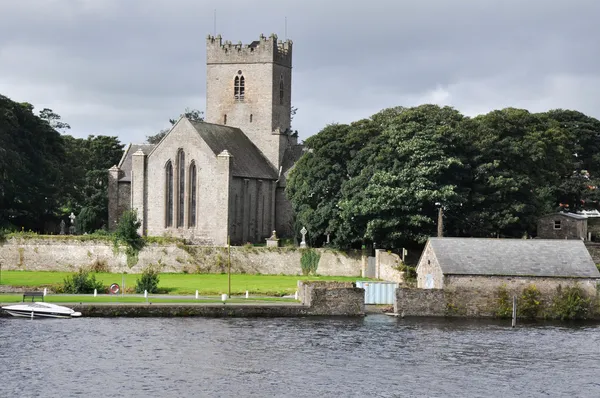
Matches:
[[189, 121, 278, 180], [278, 144, 306, 186], [117, 144, 155, 182], [426, 237, 600, 278], [540, 212, 588, 220]]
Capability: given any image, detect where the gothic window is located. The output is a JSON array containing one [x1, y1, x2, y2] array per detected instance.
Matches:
[[165, 161, 173, 227], [234, 74, 245, 100], [279, 75, 284, 104], [189, 162, 197, 228], [177, 150, 185, 227]]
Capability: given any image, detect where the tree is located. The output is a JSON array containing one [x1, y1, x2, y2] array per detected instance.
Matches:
[[38, 108, 71, 132], [0, 96, 66, 231], [146, 108, 204, 144], [337, 105, 469, 248]]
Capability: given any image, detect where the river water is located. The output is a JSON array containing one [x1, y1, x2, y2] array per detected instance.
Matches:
[[1, 315, 599, 397]]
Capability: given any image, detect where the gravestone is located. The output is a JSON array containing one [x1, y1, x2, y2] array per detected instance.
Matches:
[[266, 230, 279, 247], [300, 226, 307, 248], [59, 220, 66, 235], [68, 212, 76, 235]]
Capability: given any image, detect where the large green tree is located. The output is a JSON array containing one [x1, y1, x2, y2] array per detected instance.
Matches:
[[287, 104, 600, 250], [0, 96, 65, 231]]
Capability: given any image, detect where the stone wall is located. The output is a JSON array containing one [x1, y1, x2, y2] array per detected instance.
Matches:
[[585, 242, 600, 263], [536, 213, 587, 240], [445, 275, 599, 298], [297, 280, 356, 303], [0, 284, 365, 318], [395, 274, 600, 318], [374, 250, 404, 283], [0, 237, 363, 276], [298, 280, 364, 316]]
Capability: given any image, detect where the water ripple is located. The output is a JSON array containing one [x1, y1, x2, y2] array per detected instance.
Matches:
[[1, 316, 600, 397]]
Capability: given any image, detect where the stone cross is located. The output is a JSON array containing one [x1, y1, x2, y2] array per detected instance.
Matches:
[[300, 226, 307, 248], [59, 220, 66, 235], [69, 212, 76, 235]]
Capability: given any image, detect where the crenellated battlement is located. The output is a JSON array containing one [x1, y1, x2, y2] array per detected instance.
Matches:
[[206, 33, 293, 67]]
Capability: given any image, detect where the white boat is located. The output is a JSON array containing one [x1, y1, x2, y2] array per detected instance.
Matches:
[[2, 302, 82, 318]]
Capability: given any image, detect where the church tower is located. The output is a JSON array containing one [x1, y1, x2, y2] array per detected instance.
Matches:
[[205, 33, 294, 171]]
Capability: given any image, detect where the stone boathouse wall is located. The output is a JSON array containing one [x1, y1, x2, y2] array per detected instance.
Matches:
[[395, 275, 599, 318], [0, 237, 363, 276]]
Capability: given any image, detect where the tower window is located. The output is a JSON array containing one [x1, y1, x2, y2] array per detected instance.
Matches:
[[234, 75, 245, 100], [224, 114, 227, 125], [250, 114, 253, 123], [554, 220, 561, 230], [279, 76, 284, 105]]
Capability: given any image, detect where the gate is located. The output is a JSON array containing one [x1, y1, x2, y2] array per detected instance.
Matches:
[[365, 256, 377, 278], [355, 281, 398, 304]]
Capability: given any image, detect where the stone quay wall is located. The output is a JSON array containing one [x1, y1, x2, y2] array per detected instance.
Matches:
[[0, 237, 363, 276], [395, 275, 600, 318], [0, 284, 366, 318], [298, 280, 365, 316]]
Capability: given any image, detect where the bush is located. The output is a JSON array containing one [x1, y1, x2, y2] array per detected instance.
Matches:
[[300, 248, 320, 276], [519, 284, 541, 319], [61, 268, 104, 294], [551, 285, 591, 320], [495, 285, 512, 318], [89, 258, 110, 273], [76, 207, 98, 234], [135, 265, 160, 294], [113, 210, 145, 268]]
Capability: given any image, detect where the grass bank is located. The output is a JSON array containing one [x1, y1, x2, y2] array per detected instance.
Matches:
[[0, 294, 297, 304], [0, 271, 366, 296]]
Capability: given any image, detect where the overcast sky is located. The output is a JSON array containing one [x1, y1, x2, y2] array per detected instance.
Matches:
[[1, 0, 598, 144]]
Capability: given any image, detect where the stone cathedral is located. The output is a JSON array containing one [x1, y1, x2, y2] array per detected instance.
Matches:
[[107, 33, 304, 246]]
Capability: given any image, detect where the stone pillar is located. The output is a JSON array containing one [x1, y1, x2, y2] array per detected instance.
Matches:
[[216, 150, 233, 246], [108, 165, 120, 232], [131, 149, 146, 236]]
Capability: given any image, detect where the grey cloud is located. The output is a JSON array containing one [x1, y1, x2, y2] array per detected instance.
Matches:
[[0, 0, 599, 143]]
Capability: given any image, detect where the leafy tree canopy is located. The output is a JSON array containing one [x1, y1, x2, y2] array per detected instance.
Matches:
[[287, 104, 600, 250]]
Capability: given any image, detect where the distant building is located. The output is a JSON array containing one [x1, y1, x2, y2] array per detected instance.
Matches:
[[107, 34, 304, 245], [416, 237, 600, 296], [537, 212, 588, 240]]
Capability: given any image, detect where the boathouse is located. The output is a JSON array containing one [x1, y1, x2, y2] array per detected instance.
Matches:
[[416, 238, 600, 296]]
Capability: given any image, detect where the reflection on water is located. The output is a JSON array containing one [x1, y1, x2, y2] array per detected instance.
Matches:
[[1, 315, 600, 397]]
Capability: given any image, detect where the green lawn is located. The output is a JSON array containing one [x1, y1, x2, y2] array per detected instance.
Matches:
[[0, 271, 366, 296], [0, 294, 298, 304]]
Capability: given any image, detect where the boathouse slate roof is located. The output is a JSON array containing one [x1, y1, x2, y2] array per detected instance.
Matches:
[[189, 121, 278, 180], [427, 237, 600, 278]]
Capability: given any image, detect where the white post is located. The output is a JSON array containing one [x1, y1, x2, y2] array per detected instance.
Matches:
[[144, 290, 147, 298], [294, 291, 298, 300], [43, 287, 47, 297], [245, 290, 249, 299], [221, 294, 227, 303], [94, 289, 97, 297], [195, 290, 199, 299]]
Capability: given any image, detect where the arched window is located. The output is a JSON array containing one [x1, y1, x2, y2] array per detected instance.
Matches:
[[177, 150, 185, 227], [188, 162, 197, 227], [165, 161, 173, 227], [250, 114, 253, 123], [234, 75, 245, 100], [279, 75, 284, 105], [224, 114, 227, 125]]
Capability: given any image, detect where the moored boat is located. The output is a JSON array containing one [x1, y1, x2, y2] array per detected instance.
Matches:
[[2, 302, 82, 318]]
